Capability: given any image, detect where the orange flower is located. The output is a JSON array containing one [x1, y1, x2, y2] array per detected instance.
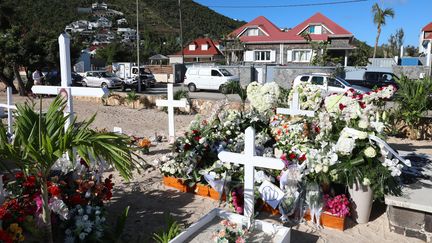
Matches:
[[138, 138, 151, 148]]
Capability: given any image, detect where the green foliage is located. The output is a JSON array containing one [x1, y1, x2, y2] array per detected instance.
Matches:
[[103, 206, 130, 242], [371, 3, 395, 58], [96, 42, 135, 65], [349, 38, 372, 66], [152, 215, 181, 243], [394, 77, 432, 139], [126, 91, 140, 103], [277, 87, 291, 108], [174, 89, 189, 100]]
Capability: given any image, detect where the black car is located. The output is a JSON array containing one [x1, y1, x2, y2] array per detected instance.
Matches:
[[346, 71, 399, 89]]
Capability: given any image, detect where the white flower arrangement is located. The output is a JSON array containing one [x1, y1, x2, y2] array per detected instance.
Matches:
[[247, 82, 280, 113], [65, 205, 105, 242]]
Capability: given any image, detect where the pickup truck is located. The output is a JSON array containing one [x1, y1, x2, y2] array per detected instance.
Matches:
[[345, 71, 399, 89]]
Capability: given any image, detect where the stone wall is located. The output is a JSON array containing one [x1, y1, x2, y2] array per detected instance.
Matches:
[[272, 66, 336, 89], [219, 65, 255, 87], [74, 93, 247, 116], [388, 205, 432, 242], [392, 66, 431, 79]]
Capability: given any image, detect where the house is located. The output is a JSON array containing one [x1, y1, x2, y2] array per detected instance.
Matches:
[[65, 20, 89, 33], [97, 17, 112, 28], [419, 22, 432, 60], [169, 37, 224, 64], [117, 18, 128, 26], [225, 13, 354, 66]]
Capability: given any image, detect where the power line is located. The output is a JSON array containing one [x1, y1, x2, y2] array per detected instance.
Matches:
[[207, 0, 368, 9]]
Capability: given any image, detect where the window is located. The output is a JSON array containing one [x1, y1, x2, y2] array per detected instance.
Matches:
[[300, 76, 309, 82], [309, 26, 315, 33], [201, 44, 208, 50], [311, 76, 324, 85], [219, 69, 233, 76], [328, 78, 344, 88], [189, 44, 195, 51], [247, 28, 259, 36], [254, 51, 271, 61], [211, 70, 222, 77], [292, 50, 312, 62]]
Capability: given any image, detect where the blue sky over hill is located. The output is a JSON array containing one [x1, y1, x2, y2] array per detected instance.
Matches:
[[195, 0, 432, 47]]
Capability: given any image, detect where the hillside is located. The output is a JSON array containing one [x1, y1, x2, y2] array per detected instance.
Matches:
[[109, 0, 245, 43]]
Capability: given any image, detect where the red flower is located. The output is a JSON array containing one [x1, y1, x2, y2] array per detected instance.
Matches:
[[184, 143, 191, 151], [314, 126, 320, 134], [193, 136, 201, 142], [0, 230, 13, 243], [298, 154, 307, 162], [48, 185, 61, 197], [15, 172, 24, 180], [339, 103, 346, 111], [69, 193, 86, 206], [289, 153, 296, 160], [359, 101, 366, 109], [192, 130, 199, 135], [356, 94, 363, 100], [23, 176, 36, 188]]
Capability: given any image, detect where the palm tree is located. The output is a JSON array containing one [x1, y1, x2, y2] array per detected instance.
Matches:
[[0, 97, 140, 243], [372, 3, 395, 58]]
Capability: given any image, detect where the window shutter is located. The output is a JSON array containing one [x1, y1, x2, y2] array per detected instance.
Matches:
[[287, 50, 293, 62], [244, 51, 254, 62], [270, 51, 276, 62]]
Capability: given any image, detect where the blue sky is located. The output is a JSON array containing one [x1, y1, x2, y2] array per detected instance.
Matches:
[[194, 0, 432, 47]]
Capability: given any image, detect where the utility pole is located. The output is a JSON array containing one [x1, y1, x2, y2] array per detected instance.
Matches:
[[136, 0, 141, 92], [178, 0, 184, 64]]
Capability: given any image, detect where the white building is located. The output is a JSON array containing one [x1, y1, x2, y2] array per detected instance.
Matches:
[[419, 22, 432, 66]]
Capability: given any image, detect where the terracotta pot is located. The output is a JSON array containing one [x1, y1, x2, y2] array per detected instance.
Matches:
[[348, 181, 373, 224]]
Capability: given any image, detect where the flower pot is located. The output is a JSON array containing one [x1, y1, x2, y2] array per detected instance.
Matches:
[[348, 182, 373, 224]]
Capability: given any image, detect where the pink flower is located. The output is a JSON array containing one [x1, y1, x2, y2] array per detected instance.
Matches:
[[236, 237, 246, 243]]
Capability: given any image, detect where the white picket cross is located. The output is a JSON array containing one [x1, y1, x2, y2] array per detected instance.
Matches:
[[0, 86, 17, 135], [31, 33, 108, 130], [155, 83, 186, 140], [276, 92, 315, 117], [218, 127, 285, 228]]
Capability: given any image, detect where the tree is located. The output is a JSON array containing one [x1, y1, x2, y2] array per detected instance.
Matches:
[[372, 3, 395, 58], [387, 28, 404, 57], [349, 39, 372, 66], [0, 97, 139, 242]]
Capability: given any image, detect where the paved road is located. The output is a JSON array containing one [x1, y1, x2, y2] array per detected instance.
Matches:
[[112, 83, 242, 102]]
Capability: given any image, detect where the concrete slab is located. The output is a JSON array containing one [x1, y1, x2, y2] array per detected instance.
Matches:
[[385, 151, 432, 213]]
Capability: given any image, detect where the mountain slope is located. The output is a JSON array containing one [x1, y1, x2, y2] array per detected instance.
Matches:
[[109, 0, 245, 42]]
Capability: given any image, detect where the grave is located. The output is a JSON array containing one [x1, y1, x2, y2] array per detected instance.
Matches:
[[170, 127, 291, 243], [0, 86, 17, 135], [31, 33, 108, 130], [276, 92, 315, 117], [385, 152, 432, 242], [155, 84, 186, 142]]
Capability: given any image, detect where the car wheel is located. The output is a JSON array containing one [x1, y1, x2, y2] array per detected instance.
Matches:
[[101, 83, 108, 89], [121, 83, 127, 92], [82, 81, 87, 87], [188, 83, 197, 92], [219, 85, 229, 94]]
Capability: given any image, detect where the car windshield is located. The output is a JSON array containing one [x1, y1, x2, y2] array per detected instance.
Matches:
[[219, 69, 233, 76], [100, 72, 115, 77], [335, 77, 351, 87]]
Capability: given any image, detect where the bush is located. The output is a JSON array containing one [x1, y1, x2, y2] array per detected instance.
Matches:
[[394, 77, 432, 139]]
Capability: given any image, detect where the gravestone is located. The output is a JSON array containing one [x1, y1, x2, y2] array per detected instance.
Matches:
[[170, 127, 291, 243], [155, 84, 186, 141], [276, 92, 315, 117], [32, 33, 108, 130], [0, 87, 17, 135]]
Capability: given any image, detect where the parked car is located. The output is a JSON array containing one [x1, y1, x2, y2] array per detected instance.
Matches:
[[293, 73, 371, 95], [40, 70, 85, 86], [71, 72, 84, 86], [345, 70, 399, 89], [184, 67, 239, 93], [81, 71, 123, 88]]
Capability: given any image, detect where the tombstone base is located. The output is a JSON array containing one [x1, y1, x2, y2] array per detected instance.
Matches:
[[170, 208, 291, 243]]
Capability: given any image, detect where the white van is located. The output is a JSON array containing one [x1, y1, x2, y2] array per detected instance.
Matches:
[[184, 67, 239, 93]]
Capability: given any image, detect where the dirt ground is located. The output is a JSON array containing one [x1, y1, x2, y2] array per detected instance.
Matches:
[[1, 93, 429, 243]]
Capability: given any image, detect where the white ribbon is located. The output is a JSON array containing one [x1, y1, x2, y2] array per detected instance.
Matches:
[[368, 135, 411, 167]]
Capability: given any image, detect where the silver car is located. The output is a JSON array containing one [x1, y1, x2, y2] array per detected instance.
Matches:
[[82, 71, 123, 89]]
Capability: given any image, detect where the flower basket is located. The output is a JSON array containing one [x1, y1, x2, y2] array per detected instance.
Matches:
[[259, 202, 346, 231], [303, 210, 346, 231], [162, 176, 194, 193], [162, 176, 225, 200]]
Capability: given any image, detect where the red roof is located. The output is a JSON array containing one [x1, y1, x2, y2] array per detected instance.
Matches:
[[230, 12, 352, 43], [423, 22, 432, 32], [176, 37, 223, 56]]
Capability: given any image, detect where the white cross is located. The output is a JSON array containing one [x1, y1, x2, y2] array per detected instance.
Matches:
[[155, 83, 186, 140], [276, 92, 315, 117], [31, 33, 108, 130], [218, 126, 285, 228], [0, 86, 17, 135]]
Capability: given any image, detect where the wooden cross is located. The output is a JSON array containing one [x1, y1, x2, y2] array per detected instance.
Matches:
[[276, 92, 315, 117], [218, 126, 285, 228], [31, 33, 108, 130], [0, 86, 17, 135], [155, 83, 186, 140]]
